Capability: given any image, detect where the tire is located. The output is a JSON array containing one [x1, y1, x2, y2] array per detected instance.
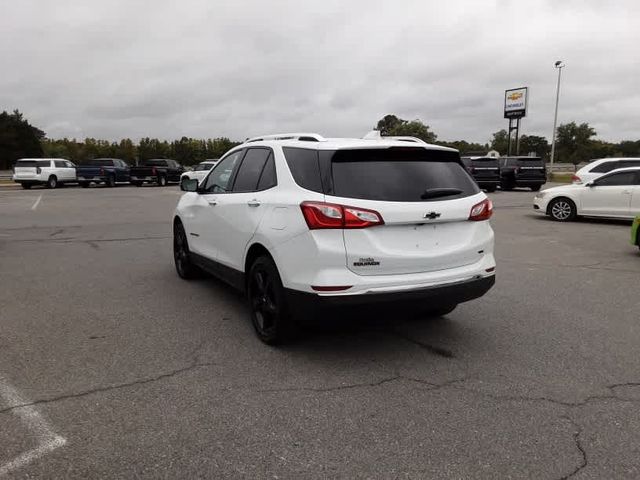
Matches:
[[247, 255, 297, 344], [106, 175, 115, 188], [424, 304, 457, 317], [132, 181, 143, 187], [158, 175, 167, 187], [173, 221, 202, 280], [21, 183, 32, 190], [46, 176, 58, 189], [531, 185, 541, 192], [80, 182, 90, 188], [548, 197, 577, 222]]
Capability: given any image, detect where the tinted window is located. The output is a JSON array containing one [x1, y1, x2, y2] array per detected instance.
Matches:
[[330, 148, 478, 202], [257, 153, 277, 190], [595, 171, 636, 186], [194, 163, 214, 171], [620, 160, 640, 168], [15, 160, 38, 167], [143, 159, 168, 167], [201, 150, 244, 193], [65, 161, 75, 168], [590, 161, 619, 173], [233, 148, 271, 192], [54, 160, 66, 168], [37, 160, 51, 168], [87, 159, 114, 166], [283, 147, 323, 193]]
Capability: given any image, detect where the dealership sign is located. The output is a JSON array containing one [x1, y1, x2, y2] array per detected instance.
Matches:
[[504, 87, 528, 118]]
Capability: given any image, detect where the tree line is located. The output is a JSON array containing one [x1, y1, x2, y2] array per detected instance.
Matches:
[[1, 110, 639, 170]]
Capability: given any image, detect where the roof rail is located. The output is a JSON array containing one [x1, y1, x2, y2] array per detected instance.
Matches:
[[244, 133, 326, 143], [362, 131, 427, 144]]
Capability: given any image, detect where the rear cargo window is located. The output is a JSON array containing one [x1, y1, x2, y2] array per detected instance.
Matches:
[[330, 148, 478, 202], [15, 160, 38, 167], [282, 147, 323, 193], [142, 160, 168, 167], [86, 159, 115, 166]]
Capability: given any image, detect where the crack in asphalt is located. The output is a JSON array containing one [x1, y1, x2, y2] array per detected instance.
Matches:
[[559, 416, 588, 480], [10, 235, 171, 244], [390, 331, 455, 358], [0, 341, 213, 416]]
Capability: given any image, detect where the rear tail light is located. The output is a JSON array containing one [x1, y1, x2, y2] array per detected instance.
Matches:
[[311, 285, 352, 292], [36, 166, 41, 174], [571, 174, 582, 183], [99, 167, 105, 175], [152, 167, 157, 175], [466, 167, 475, 174], [300, 201, 384, 229], [514, 166, 520, 174], [469, 198, 493, 221]]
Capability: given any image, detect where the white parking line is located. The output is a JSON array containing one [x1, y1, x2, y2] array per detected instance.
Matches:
[[0, 376, 67, 477], [30, 195, 42, 211]]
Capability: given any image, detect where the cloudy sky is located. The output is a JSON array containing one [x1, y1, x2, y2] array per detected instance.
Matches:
[[1, 0, 638, 144]]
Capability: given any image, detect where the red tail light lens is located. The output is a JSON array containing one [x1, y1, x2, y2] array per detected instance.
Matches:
[[99, 167, 105, 175], [571, 174, 582, 183], [300, 202, 384, 229], [152, 167, 157, 175], [469, 198, 493, 221]]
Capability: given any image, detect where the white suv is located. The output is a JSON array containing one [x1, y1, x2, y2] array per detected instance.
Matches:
[[13, 158, 77, 189], [573, 157, 640, 184], [173, 133, 496, 343], [180, 159, 219, 186]]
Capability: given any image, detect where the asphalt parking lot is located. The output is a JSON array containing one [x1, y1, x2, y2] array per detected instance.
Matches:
[[1, 184, 639, 479]]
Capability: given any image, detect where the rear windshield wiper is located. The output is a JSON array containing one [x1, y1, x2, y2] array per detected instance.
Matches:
[[420, 188, 463, 199]]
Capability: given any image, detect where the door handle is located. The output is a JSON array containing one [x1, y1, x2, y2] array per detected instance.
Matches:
[[208, 200, 218, 206], [247, 199, 261, 207]]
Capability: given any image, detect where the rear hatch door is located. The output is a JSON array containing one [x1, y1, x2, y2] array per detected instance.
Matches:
[[517, 158, 546, 179], [325, 147, 487, 276], [14, 160, 48, 178], [470, 157, 500, 179]]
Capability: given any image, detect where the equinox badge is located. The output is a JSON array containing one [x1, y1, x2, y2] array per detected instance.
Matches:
[[424, 212, 441, 220]]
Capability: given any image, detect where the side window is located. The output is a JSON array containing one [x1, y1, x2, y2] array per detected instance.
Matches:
[[65, 161, 75, 168], [282, 147, 323, 193], [591, 161, 619, 173], [621, 160, 640, 168], [257, 153, 277, 190], [37, 160, 51, 168], [595, 171, 636, 186], [54, 160, 66, 168], [201, 150, 244, 193], [232, 148, 271, 192]]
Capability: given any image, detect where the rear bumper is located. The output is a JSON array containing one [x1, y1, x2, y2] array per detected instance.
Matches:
[[131, 176, 158, 182], [286, 274, 495, 313], [77, 175, 108, 183]]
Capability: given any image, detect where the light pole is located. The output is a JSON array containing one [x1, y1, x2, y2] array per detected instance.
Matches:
[[549, 60, 564, 174]]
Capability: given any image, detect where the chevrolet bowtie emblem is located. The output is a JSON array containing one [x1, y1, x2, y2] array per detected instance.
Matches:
[[424, 212, 441, 219]]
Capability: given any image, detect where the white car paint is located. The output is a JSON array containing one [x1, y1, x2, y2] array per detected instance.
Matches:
[[573, 157, 640, 184], [12, 158, 76, 188], [534, 167, 640, 220], [180, 160, 218, 185], [174, 134, 495, 299]]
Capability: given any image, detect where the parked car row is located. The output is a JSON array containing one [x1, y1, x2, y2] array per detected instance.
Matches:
[[461, 155, 547, 192], [12, 158, 218, 189]]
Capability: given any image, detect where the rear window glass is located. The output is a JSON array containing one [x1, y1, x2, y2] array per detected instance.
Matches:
[[86, 159, 114, 166], [283, 147, 323, 193], [16, 160, 50, 167], [142, 160, 168, 167], [194, 163, 214, 171], [468, 157, 499, 167], [514, 158, 543, 166], [330, 148, 478, 202]]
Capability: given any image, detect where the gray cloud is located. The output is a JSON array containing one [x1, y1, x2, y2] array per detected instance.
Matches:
[[1, 0, 638, 143]]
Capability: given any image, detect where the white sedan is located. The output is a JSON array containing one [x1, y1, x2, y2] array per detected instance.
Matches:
[[534, 167, 640, 221], [180, 160, 218, 185]]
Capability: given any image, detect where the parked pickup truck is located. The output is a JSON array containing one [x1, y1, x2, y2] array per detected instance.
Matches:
[[461, 156, 500, 192], [130, 159, 185, 186], [76, 158, 130, 187], [499, 156, 547, 191]]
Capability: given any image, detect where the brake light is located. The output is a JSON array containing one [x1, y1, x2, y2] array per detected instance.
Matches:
[[571, 174, 582, 183], [469, 198, 493, 221], [36, 166, 41, 174], [300, 201, 384, 229], [467, 167, 475, 174], [99, 167, 105, 175], [152, 167, 157, 175]]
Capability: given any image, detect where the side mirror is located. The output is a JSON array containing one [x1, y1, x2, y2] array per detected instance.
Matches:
[[181, 178, 198, 192]]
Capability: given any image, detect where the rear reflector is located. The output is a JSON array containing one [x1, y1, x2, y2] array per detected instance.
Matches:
[[485, 267, 495, 273], [300, 201, 384, 229], [311, 285, 352, 292], [469, 198, 493, 221]]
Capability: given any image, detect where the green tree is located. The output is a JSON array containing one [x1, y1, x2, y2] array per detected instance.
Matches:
[[519, 135, 550, 159], [489, 129, 509, 155], [375, 114, 405, 136], [555, 122, 597, 166], [375, 115, 437, 143], [0, 110, 45, 169]]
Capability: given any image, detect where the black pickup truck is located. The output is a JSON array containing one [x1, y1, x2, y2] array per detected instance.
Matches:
[[461, 156, 500, 192], [129, 159, 185, 186], [499, 156, 547, 191], [76, 158, 130, 187]]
